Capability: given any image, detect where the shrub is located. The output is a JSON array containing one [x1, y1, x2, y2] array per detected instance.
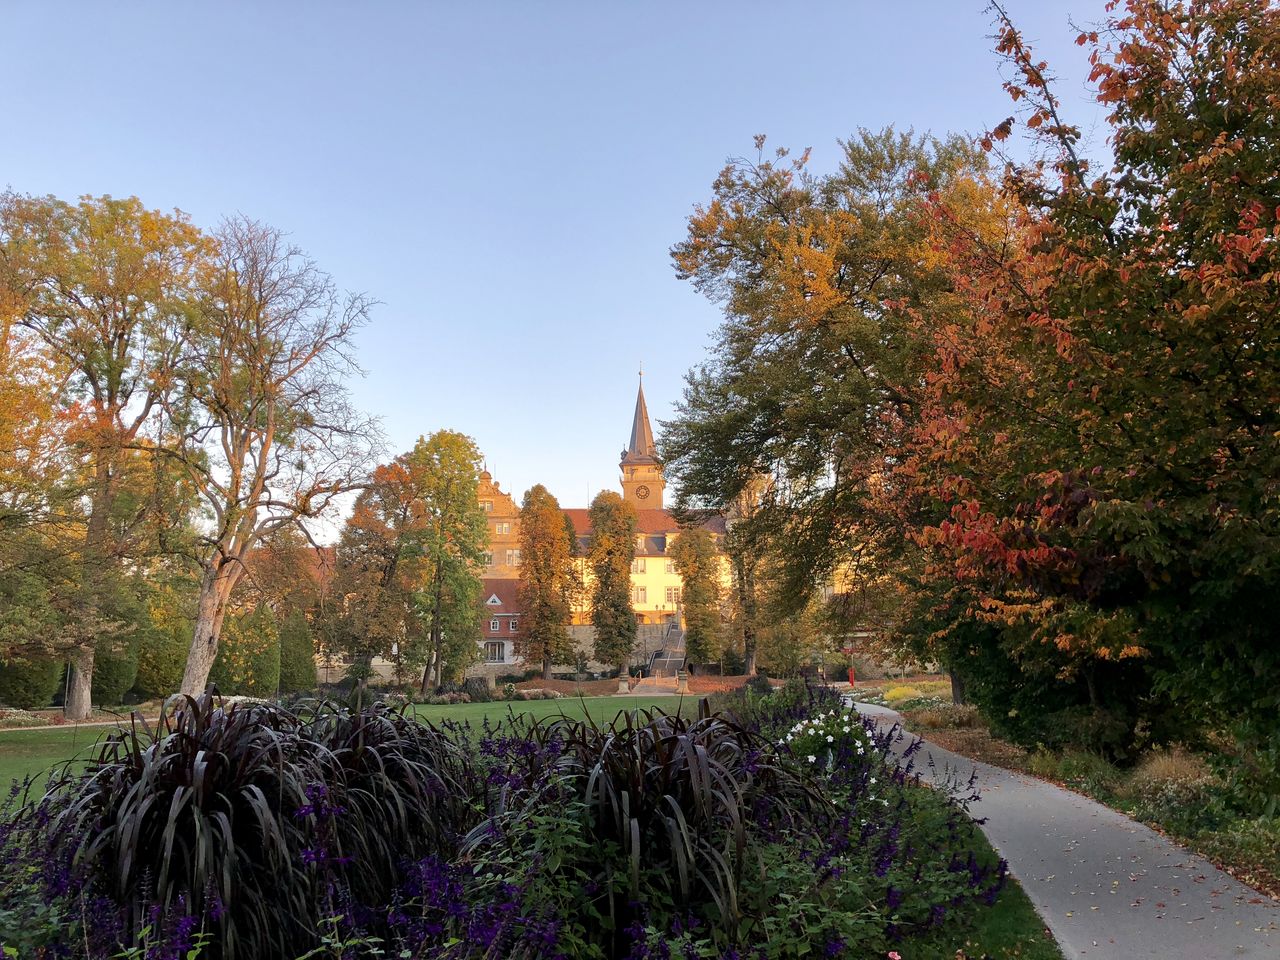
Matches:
[[908, 703, 981, 730], [277, 610, 318, 693], [1056, 749, 1123, 794], [475, 702, 827, 941], [0, 655, 61, 709], [91, 641, 139, 706], [0, 708, 50, 728], [209, 604, 281, 696], [884, 685, 923, 704], [133, 619, 189, 700], [17, 693, 480, 959]]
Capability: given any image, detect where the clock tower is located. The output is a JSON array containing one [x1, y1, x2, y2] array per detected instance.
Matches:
[[620, 375, 664, 509]]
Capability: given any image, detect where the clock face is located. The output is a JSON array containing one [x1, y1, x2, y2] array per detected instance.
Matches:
[[635, 485, 651, 500]]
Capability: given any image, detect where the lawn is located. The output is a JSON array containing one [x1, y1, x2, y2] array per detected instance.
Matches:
[[0, 694, 691, 791]]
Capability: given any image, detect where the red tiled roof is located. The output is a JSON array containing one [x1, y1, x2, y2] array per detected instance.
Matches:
[[481, 578, 523, 613], [562, 508, 725, 537]]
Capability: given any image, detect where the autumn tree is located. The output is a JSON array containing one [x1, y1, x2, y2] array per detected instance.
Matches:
[[517, 484, 576, 679], [660, 131, 989, 629], [0, 194, 209, 717], [587, 491, 637, 674], [404, 431, 487, 692], [160, 217, 378, 696], [903, 0, 1280, 772], [327, 464, 418, 679], [667, 526, 722, 664]]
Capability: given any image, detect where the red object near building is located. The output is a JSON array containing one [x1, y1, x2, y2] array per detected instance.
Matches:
[[848, 666, 856, 686]]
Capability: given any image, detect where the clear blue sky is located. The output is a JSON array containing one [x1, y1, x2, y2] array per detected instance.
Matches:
[[4, 1, 1103, 512]]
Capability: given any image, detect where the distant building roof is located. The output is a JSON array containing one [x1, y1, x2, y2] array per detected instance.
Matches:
[[481, 578, 522, 613], [562, 508, 726, 538]]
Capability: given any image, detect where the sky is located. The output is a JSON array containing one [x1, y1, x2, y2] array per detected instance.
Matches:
[[3, 1, 1105, 513]]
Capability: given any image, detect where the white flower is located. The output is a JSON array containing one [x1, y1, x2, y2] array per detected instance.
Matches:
[[785, 733, 793, 742], [842, 725, 851, 733], [825, 734, 835, 743], [777, 739, 785, 746], [807, 754, 817, 763], [869, 777, 877, 785]]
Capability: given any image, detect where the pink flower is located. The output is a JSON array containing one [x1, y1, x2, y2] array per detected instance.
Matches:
[[888, 953, 902, 960]]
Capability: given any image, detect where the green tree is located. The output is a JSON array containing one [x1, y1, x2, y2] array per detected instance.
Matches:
[[661, 130, 988, 621], [209, 603, 281, 697], [0, 193, 209, 718], [278, 609, 318, 693], [667, 527, 722, 664], [404, 431, 487, 692], [588, 491, 637, 673], [517, 484, 576, 679]]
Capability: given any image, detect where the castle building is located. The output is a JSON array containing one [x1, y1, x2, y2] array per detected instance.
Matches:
[[471, 378, 728, 671]]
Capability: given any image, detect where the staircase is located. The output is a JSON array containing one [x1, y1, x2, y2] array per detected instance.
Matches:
[[647, 624, 686, 679]]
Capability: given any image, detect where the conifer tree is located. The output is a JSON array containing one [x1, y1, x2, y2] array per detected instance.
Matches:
[[588, 491, 637, 675], [668, 527, 722, 665]]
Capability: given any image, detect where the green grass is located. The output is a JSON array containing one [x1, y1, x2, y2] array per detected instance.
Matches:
[[0, 695, 691, 791], [959, 875, 1062, 959]]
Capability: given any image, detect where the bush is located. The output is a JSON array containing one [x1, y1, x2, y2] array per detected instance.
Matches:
[[209, 604, 281, 696], [277, 610, 318, 693], [133, 619, 189, 700], [884, 685, 923, 704], [10, 693, 480, 959], [91, 641, 139, 706], [909, 703, 981, 730], [0, 655, 61, 709]]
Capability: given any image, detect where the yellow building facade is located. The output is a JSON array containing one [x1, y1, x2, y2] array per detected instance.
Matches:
[[480, 379, 728, 629]]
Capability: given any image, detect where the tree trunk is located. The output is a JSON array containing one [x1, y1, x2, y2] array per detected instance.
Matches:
[[542, 654, 552, 681], [180, 564, 234, 696], [743, 628, 757, 677], [950, 671, 968, 706], [64, 646, 95, 721]]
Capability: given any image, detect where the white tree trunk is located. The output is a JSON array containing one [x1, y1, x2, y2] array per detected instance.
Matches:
[[180, 566, 234, 696], [64, 646, 94, 721]]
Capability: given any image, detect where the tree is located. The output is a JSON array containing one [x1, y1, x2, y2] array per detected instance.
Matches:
[[327, 458, 424, 680], [588, 491, 637, 674], [278, 609, 318, 693], [661, 131, 990, 621], [158, 217, 378, 696], [0, 194, 209, 718], [667, 527, 722, 664], [517, 484, 575, 679], [403, 431, 487, 692], [898, 0, 1280, 770]]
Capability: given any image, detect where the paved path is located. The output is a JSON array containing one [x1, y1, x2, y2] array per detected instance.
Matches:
[[852, 702, 1279, 959]]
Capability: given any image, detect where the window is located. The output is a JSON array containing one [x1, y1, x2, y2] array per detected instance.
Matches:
[[495, 521, 511, 535], [486, 593, 501, 605], [631, 558, 646, 574], [632, 586, 647, 605], [505, 549, 521, 566], [483, 551, 494, 566], [484, 641, 504, 662], [635, 535, 646, 552], [665, 560, 675, 575], [665, 586, 681, 604], [510, 619, 519, 631], [480, 500, 493, 512], [490, 618, 500, 631]]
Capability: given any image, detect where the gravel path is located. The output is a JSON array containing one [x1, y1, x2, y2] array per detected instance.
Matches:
[[852, 701, 1280, 959]]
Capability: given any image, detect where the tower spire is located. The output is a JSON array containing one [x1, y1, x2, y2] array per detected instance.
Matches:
[[623, 372, 656, 462]]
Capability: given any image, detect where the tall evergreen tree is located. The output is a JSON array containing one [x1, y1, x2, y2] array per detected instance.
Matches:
[[668, 527, 722, 665], [588, 491, 637, 674], [517, 484, 575, 679]]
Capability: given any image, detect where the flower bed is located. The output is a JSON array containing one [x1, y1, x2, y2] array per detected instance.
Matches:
[[0, 683, 1008, 958]]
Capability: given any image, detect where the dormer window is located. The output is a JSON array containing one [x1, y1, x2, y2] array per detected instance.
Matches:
[[486, 594, 501, 606]]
